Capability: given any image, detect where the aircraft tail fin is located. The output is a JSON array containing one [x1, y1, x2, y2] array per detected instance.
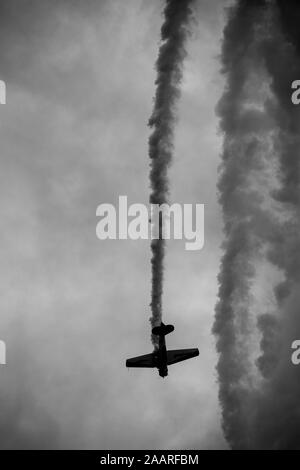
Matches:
[[152, 322, 174, 337]]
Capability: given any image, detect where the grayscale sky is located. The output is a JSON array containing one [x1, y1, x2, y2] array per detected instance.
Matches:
[[0, 0, 229, 449]]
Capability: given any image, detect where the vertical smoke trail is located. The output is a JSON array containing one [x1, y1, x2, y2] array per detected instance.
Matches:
[[250, 0, 300, 449], [148, 0, 194, 347], [215, 0, 300, 449], [212, 0, 270, 449]]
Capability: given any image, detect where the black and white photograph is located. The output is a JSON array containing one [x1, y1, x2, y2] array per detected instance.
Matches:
[[0, 0, 300, 454]]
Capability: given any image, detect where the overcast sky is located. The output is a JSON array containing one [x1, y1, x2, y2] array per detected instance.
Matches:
[[0, 0, 229, 449]]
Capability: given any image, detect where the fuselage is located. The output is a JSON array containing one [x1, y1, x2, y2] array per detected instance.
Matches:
[[154, 334, 168, 377]]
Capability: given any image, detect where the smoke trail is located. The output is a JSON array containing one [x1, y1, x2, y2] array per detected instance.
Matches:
[[212, 0, 272, 448], [214, 0, 300, 449], [148, 0, 194, 347], [250, 0, 300, 449]]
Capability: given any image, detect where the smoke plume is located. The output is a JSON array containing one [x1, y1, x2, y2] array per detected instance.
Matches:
[[148, 0, 194, 347], [214, 0, 300, 449]]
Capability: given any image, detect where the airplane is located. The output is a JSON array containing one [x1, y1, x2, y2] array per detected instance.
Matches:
[[126, 322, 199, 377]]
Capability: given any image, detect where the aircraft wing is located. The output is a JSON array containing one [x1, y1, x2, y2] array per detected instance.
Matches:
[[126, 353, 155, 368], [167, 348, 199, 366]]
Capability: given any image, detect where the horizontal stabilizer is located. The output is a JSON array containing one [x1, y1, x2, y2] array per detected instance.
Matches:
[[152, 322, 174, 336], [167, 348, 199, 366]]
